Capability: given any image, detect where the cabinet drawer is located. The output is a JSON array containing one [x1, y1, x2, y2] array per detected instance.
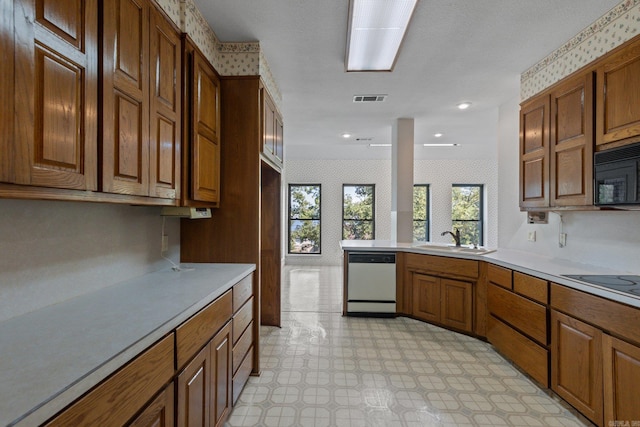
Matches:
[[487, 264, 512, 289], [488, 283, 547, 345], [233, 297, 253, 344], [487, 316, 549, 387], [233, 321, 253, 374], [233, 274, 253, 312], [405, 253, 479, 279], [551, 283, 640, 346], [233, 347, 253, 404], [514, 272, 548, 304], [176, 290, 232, 369], [46, 334, 174, 427]]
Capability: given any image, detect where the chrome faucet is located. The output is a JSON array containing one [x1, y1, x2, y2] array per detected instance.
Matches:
[[441, 229, 461, 247]]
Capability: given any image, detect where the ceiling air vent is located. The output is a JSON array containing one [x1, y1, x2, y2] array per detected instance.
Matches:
[[353, 94, 387, 103]]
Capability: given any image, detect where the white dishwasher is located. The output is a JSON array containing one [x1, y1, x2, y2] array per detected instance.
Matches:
[[346, 252, 396, 316]]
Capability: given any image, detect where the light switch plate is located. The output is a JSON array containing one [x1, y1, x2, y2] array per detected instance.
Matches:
[[527, 231, 536, 242], [559, 233, 567, 247]]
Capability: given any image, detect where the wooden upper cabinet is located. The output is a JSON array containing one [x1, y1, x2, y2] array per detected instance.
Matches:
[[519, 94, 550, 208], [182, 37, 221, 206], [261, 88, 283, 167], [149, 5, 181, 199], [597, 38, 640, 150], [550, 73, 594, 206], [11, 0, 98, 190], [0, 0, 14, 184], [102, 0, 180, 199]]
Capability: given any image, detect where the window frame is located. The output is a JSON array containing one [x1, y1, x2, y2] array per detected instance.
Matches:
[[287, 184, 322, 254], [451, 184, 484, 246], [413, 184, 430, 242], [342, 184, 376, 240]]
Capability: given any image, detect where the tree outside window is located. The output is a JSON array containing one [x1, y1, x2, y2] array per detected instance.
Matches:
[[413, 184, 430, 242], [288, 184, 321, 254], [451, 184, 483, 246], [342, 184, 375, 240]]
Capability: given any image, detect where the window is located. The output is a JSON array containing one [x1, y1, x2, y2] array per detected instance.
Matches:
[[288, 184, 321, 254], [451, 184, 483, 246], [342, 184, 375, 240], [413, 184, 430, 242]]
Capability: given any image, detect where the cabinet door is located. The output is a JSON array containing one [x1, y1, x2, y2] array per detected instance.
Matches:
[[13, 0, 98, 190], [129, 383, 174, 427], [275, 113, 284, 163], [551, 310, 603, 425], [603, 334, 640, 425], [412, 273, 440, 323], [520, 94, 550, 208], [190, 50, 220, 204], [148, 5, 181, 199], [177, 344, 210, 427], [550, 73, 594, 206], [0, 0, 14, 183], [263, 90, 276, 156], [596, 39, 640, 149], [102, 0, 150, 196], [210, 322, 232, 427], [440, 278, 473, 333]]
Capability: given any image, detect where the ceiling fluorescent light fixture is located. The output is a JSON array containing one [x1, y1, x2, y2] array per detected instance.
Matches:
[[423, 143, 460, 147], [369, 143, 392, 147], [346, 0, 419, 71]]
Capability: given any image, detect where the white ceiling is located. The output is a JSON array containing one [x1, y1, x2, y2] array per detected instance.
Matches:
[[194, 0, 621, 160]]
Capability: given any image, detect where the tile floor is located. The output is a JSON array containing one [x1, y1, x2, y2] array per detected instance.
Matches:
[[226, 265, 593, 427]]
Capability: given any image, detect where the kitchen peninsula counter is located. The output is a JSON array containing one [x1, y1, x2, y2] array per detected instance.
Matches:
[[340, 240, 640, 309], [0, 263, 255, 427]]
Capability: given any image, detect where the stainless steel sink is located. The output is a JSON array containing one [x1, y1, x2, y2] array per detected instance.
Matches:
[[412, 243, 496, 255]]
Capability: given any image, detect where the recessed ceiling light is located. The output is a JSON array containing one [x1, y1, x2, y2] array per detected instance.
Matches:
[[423, 143, 460, 147], [457, 102, 471, 110], [342, 133, 352, 138], [434, 133, 443, 138], [369, 143, 392, 147], [346, 0, 418, 71]]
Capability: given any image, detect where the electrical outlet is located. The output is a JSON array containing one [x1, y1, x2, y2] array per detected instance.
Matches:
[[527, 231, 536, 242], [162, 235, 169, 252], [559, 233, 567, 248]]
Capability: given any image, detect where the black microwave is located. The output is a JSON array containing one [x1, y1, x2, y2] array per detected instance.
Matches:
[[594, 142, 640, 206]]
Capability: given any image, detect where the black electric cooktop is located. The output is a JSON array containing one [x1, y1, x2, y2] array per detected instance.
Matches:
[[562, 275, 640, 297]]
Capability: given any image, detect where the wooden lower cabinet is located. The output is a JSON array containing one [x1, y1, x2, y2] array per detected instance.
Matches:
[[551, 309, 603, 426], [177, 322, 232, 427], [129, 383, 174, 427], [603, 334, 640, 425], [411, 273, 473, 334]]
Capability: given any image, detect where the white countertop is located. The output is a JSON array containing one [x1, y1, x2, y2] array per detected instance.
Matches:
[[0, 263, 255, 427], [340, 240, 640, 309]]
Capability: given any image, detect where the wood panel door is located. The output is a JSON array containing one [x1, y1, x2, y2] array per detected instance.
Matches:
[[440, 278, 473, 333], [550, 73, 594, 206], [149, 5, 181, 199], [603, 334, 640, 425], [190, 49, 221, 204], [596, 38, 640, 149], [275, 113, 284, 163], [13, 0, 98, 190], [129, 383, 174, 427], [177, 344, 210, 427], [210, 322, 232, 427], [102, 0, 150, 196], [551, 310, 603, 426], [262, 89, 276, 157], [520, 94, 550, 208], [260, 161, 281, 327], [0, 0, 14, 183], [412, 273, 440, 323]]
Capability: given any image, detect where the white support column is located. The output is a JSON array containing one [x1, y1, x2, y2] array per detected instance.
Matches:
[[391, 118, 414, 243]]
